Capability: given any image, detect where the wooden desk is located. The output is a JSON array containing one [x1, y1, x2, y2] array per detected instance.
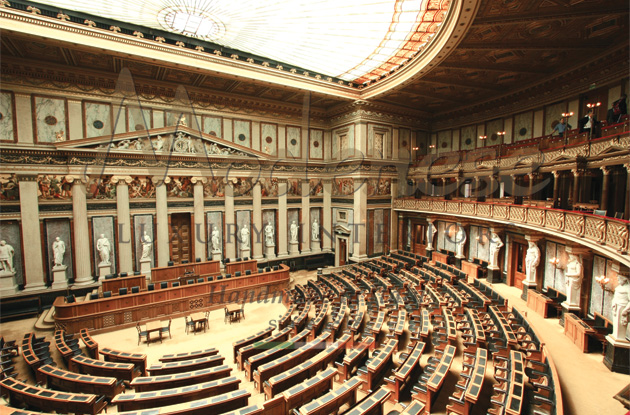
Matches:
[[233, 326, 274, 364], [79, 328, 99, 358], [344, 386, 390, 415], [70, 354, 139, 382], [337, 338, 374, 381], [38, 364, 124, 399], [226, 304, 243, 323], [226, 259, 258, 276], [527, 290, 553, 318], [115, 389, 250, 415], [363, 338, 397, 392], [147, 355, 225, 376], [102, 274, 147, 294], [244, 329, 310, 382], [100, 347, 147, 376], [151, 260, 221, 283], [146, 321, 163, 344], [564, 313, 596, 353], [237, 327, 291, 371], [386, 341, 425, 402], [160, 348, 218, 363], [505, 351, 526, 415], [190, 312, 207, 333], [282, 367, 336, 413], [298, 376, 362, 415], [130, 365, 232, 392]]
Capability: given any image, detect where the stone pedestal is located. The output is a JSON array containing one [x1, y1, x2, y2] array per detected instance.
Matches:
[[487, 267, 502, 284], [426, 248, 434, 261], [212, 250, 222, 262], [240, 248, 251, 260], [98, 263, 112, 280], [521, 281, 537, 301], [560, 303, 581, 327], [265, 245, 276, 260], [604, 336, 630, 374], [311, 239, 321, 253], [454, 257, 462, 269], [289, 241, 300, 255], [0, 271, 18, 297], [140, 259, 152, 282], [51, 266, 68, 290]]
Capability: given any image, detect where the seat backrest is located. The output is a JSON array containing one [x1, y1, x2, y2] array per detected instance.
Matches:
[[172, 282, 180, 287], [594, 209, 606, 216], [197, 278, 204, 283], [66, 295, 75, 303], [131, 286, 140, 294], [245, 270, 251, 276], [258, 268, 264, 273], [148, 283, 154, 291], [119, 287, 128, 295], [187, 279, 194, 285], [182, 260, 189, 264], [265, 267, 271, 272], [105, 274, 114, 280], [226, 274, 232, 279], [103, 291, 112, 298], [134, 271, 141, 275], [207, 276, 214, 282], [218, 275, 223, 280], [160, 282, 168, 289], [168, 261, 174, 266], [120, 272, 128, 277], [224, 258, 230, 264], [196, 257, 202, 262], [235, 271, 241, 277], [615, 212, 624, 219], [235, 257, 242, 262], [273, 265, 279, 271]]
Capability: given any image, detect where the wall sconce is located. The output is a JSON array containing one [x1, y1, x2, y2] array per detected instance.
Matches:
[[475, 235, 486, 245], [479, 135, 487, 140], [549, 256, 561, 268], [429, 144, 436, 149], [595, 275, 612, 292], [586, 102, 601, 110]]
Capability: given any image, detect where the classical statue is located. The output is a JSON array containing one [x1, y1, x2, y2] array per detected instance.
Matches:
[[152, 135, 164, 151], [96, 234, 111, 265], [240, 225, 250, 248], [565, 253, 583, 306], [290, 221, 299, 243], [611, 275, 630, 342], [455, 225, 466, 258], [312, 219, 319, 241], [264, 222, 275, 246], [211, 227, 221, 253], [426, 222, 437, 249], [140, 231, 152, 260], [0, 240, 15, 274], [52, 237, 65, 267], [489, 232, 504, 268], [525, 241, 540, 284]]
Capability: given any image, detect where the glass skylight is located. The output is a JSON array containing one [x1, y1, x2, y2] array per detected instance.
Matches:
[[37, 0, 451, 83]]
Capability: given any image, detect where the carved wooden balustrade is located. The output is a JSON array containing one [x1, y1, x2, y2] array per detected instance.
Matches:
[[394, 198, 629, 264]]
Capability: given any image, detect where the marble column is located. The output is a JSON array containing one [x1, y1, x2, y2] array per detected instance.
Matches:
[[113, 176, 133, 274], [474, 177, 480, 198], [322, 179, 333, 252], [600, 167, 610, 211], [278, 180, 288, 257], [224, 181, 236, 261], [153, 177, 170, 267], [571, 169, 581, 206], [252, 181, 263, 260], [301, 181, 311, 254], [552, 171, 560, 206], [71, 177, 93, 286], [351, 179, 368, 262], [510, 174, 517, 197], [192, 177, 207, 262], [390, 179, 398, 251], [19, 176, 46, 292], [455, 177, 462, 198], [625, 164, 630, 221], [528, 173, 535, 200]]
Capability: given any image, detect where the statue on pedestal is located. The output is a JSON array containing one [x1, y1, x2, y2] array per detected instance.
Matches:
[[312, 219, 319, 241], [96, 234, 111, 265], [0, 240, 15, 274], [564, 253, 583, 306], [240, 225, 250, 249], [52, 237, 66, 268], [211, 227, 221, 253], [426, 222, 436, 249], [290, 221, 299, 243], [264, 223, 275, 247], [489, 232, 504, 268], [525, 241, 540, 284], [140, 231, 152, 260], [455, 225, 466, 258], [611, 275, 630, 342]]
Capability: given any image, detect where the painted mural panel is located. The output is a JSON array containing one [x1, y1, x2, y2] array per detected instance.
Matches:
[[460, 125, 476, 150], [310, 179, 323, 196], [87, 176, 117, 200], [37, 175, 73, 200], [167, 177, 193, 198], [203, 116, 222, 138], [260, 178, 278, 197], [34, 96, 67, 142], [234, 120, 251, 147], [486, 119, 504, 144], [332, 178, 353, 196], [203, 178, 225, 198], [367, 179, 391, 196], [0, 175, 19, 201], [129, 176, 155, 199], [233, 178, 253, 197], [287, 179, 301, 197], [513, 111, 533, 141], [373, 209, 384, 254]]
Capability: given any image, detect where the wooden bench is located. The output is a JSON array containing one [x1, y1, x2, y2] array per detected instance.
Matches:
[[112, 376, 241, 411], [38, 364, 124, 400], [159, 348, 218, 363], [100, 347, 147, 376], [232, 326, 275, 364], [282, 367, 337, 413], [20, 333, 53, 384], [291, 302, 312, 336], [399, 399, 426, 415], [412, 344, 456, 413], [344, 386, 390, 415], [116, 389, 250, 415], [297, 375, 362, 415], [53, 330, 82, 366], [0, 376, 107, 415], [70, 354, 140, 383], [277, 304, 296, 330], [359, 338, 398, 392], [237, 327, 291, 371], [147, 354, 224, 376], [336, 337, 374, 381], [384, 341, 426, 402], [244, 328, 310, 382], [0, 297, 41, 322], [445, 348, 488, 415], [79, 329, 99, 358], [307, 300, 330, 341], [130, 365, 232, 392]]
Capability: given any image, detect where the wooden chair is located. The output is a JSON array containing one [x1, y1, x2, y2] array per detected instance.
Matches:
[[185, 316, 195, 335], [136, 324, 147, 345], [161, 319, 172, 339]]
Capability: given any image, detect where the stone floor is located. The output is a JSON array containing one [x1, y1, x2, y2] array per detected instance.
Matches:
[[0, 270, 627, 414]]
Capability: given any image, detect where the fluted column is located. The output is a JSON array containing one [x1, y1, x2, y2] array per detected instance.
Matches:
[[301, 181, 311, 254], [351, 179, 368, 261], [322, 179, 332, 252], [571, 169, 581, 207], [224, 181, 236, 261], [600, 167, 610, 211], [510, 174, 517, 197], [192, 177, 207, 262], [552, 171, 560, 204], [152, 177, 170, 267], [113, 176, 133, 274], [252, 181, 263, 260], [71, 177, 93, 285], [19, 176, 46, 291], [528, 173, 535, 200], [278, 180, 288, 257]]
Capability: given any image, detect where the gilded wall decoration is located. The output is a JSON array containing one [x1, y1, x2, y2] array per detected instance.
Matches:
[[128, 176, 155, 199], [38, 175, 73, 200], [88, 176, 116, 199], [166, 176, 193, 198], [0, 174, 19, 201]]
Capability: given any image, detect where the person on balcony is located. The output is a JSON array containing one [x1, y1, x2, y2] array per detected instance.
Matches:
[[552, 118, 571, 137], [607, 93, 627, 125], [578, 109, 599, 137]]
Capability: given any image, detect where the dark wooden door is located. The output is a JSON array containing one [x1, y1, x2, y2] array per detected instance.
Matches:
[[511, 242, 526, 289], [170, 213, 191, 264], [339, 239, 347, 266]]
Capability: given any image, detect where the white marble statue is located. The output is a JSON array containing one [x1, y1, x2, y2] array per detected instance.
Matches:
[[525, 241, 541, 284], [211, 227, 221, 252], [564, 253, 583, 306], [312, 219, 319, 241], [152, 135, 164, 151], [52, 237, 66, 267], [489, 232, 504, 268], [611, 275, 630, 342], [0, 240, 15, 274], [455, 225, 466, 258], [140, 231, 152, 260], [240, 225, 250, 248], [426, 222, 436, 249], [96, 234, 111, 265], [264, 222, 275, 246], [290, 221, 299, 243]]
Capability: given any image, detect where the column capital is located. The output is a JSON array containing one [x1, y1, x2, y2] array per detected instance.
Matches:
[[565, 245, 591, 257], [67, 175, 88, 185], [191, 176, 208, 185], [151, 176, 170, 186], [552, 170, 561, 178], [16, 174, 38, 182], [600, 166, 611, 175], [111, 175, 133, 185], [525, 234, 544, 243], [322, 178, 333, 184], [624, 163, 630, 173], [571, 169, 582, 176]]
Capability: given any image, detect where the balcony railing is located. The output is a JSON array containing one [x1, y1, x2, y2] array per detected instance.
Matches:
[[394, 198, 629, 262]]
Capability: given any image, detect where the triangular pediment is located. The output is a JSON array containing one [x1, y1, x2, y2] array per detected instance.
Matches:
[[334, 224, 352, 235], [54, 125, 270, 160]]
